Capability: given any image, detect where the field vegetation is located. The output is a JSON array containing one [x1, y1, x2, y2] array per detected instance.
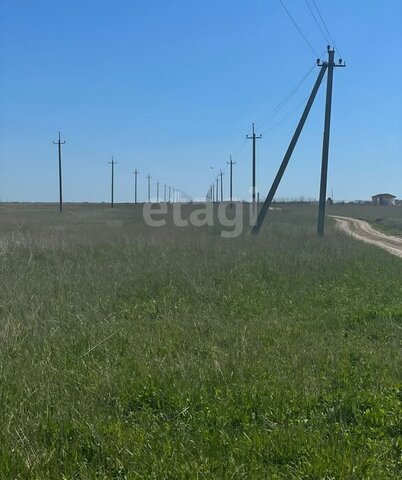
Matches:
[[0, 203, 401, 479]]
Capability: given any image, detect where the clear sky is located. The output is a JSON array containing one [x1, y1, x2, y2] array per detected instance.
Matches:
[[0, 0, 401, 203]]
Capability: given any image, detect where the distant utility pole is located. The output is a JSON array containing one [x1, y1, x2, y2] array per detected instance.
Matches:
[[133, 169, 139, 203], [108, 157, 117, 208], [219, 170, 225, 201], [215, 177, 219, 202], [156, 181, 160, 203], [246, 123, 262, 205], [147, 174, 151, 203], [164, 184, 167, 202], [53, 132, 66, 212], [169, 186, 171, 203], [227, 155, 236, 203]]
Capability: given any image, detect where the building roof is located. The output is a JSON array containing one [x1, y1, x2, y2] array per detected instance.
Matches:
[[372, 193, 396, 199]]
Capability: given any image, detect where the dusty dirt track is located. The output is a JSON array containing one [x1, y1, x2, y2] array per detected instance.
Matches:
[[331, 215, 402, 258]]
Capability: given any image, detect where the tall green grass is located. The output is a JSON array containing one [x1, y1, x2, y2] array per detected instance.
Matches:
[[0, 203, 401, 479]]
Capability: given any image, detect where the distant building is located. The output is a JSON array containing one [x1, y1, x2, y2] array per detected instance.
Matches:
[[371, 193, 396, 206]]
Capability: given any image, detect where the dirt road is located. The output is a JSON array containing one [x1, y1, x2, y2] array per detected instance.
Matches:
[[331, 215, 402, 258]]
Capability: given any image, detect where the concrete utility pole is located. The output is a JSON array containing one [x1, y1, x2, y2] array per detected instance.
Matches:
[[156, 181, 160, 203], [133, 169, 139, 203], [227, 155, 236, 204], [246, 123, 262, 205], [219, 170, 225, 201], [168, 186, 171, 203], [317, 47, 340, 236], [215, 177, 219, 202], [53, 132, 66, 212], [164, 184, 167, 202], [146, 174, 151, 203], [108, 157, 117, 208], [252, 46, 345, 235]]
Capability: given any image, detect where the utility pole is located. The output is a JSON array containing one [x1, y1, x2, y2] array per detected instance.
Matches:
[[215, 177, 219, 202], [219, 170, 224, 201], [246, 123, 262, 205], [108, 157, 117, 208], [133, 169, 139, 204], [156, 181, 160, 203], [53, 132, 66, 212], [168, 186, 171, 203], [147, 174, 151, 203], [164, 184, 167, 202], [252, 47, 344, 234], [227, 155, 236, 204], [317, 47, 341, 236]]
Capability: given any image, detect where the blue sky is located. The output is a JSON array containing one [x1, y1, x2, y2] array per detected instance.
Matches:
[[0, 0, 401, 202]]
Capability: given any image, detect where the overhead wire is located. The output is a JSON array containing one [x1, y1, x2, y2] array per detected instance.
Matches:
[[255, 62, 317, 130], [262, 95, 310, 134], [304, 0, 330, 44], [278, 0, 320, 58], [311, 0, 343, 57]]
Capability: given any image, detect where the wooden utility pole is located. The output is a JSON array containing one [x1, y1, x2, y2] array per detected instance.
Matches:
[[53, 132, 66, 212], [133, 169, 139, 203], [246, 123, 262, 205], [227, 155, 236, 203], [108, 157, 117, 208]]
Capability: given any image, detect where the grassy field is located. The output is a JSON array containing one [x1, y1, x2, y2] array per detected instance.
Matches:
[[0, 203, 401, 479]]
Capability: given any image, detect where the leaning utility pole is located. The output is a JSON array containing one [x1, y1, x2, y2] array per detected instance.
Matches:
[[133, 169, 139, 203], [53, 132, 66, 212], [147, 174, 151, 202], [252, 46, 344, 235], [108, 157, 117, 208], [227, 155, 236, 203], [246, 123, 262, 205], [219, 170, 225, 201]]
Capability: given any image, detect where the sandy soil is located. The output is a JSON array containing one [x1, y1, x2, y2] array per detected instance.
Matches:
[[331, 215, 402, 258]]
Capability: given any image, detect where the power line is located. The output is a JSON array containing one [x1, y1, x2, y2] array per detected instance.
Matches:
[[278, 0, 319, 58], [256, 62, 317, 129], [311, 0, 342, 58], [304, 0, 330, 44], [262, 95, 310, 134]]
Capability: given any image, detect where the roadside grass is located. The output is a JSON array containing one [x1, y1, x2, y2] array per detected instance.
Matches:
[[0, 203, 401, 479]]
